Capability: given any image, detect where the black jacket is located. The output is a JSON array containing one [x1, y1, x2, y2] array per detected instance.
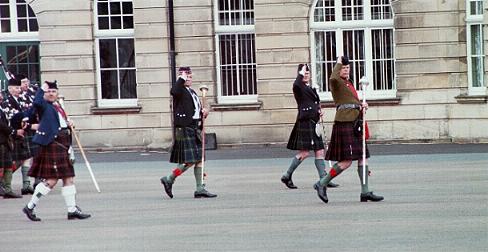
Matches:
[[292, 74, 321, 122], [171, 77, 201, 127], [0, 110, 13, 145]]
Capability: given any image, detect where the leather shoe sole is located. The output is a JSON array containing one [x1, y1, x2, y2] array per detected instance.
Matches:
[[313, 183, 328, 204], [22, 206, 41, 222]]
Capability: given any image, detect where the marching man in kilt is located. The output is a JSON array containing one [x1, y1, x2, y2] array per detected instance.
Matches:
[[22, 80, 91, 221], [0, 100, 19, 198], [160, 67, 217, 199], [313, 56, 384, 204], [281, 64, 339, 189], [0, 77, 30, 198]]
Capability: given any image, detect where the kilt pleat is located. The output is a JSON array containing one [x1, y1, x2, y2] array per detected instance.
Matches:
[[325, 122, 370, 161], [28, 130, 74, 179], [287, 119, 325, 151], [11, 136, 31, 161], [170, 127, 202, 164], [0, 144, 13, 168]]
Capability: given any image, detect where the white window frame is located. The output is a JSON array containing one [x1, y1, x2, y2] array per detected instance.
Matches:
[[94, 0, 137, 108], [0, 0, 38, 41], [310, 0, 396, 101], [213, 0, 257, 104], [466, 0, 486, 96]]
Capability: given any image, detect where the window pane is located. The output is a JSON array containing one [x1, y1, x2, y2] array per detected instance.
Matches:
[[98, 17, 109, 29], [123, 16, 133, 29], [471, 25, 483, 55], [101, 70, 119, 99], [0, 6, 10, 18], [17, 46, 28, 63], [470, 0, 483, 15], [98, 2, 109, 15], [29, 19, 38, 31], [110, 2, 121, 15], [118, 38, 135, 68], [99, 39, 117, 68], [472, 57, 484, 87], [122, 2, 133, 14], [17, 4, 26, 18], [1, 20, 10, 32], [28, 45, 39, 62], [28, 5, 35, 17], [110, 16, 121, 29], [218, 0, 254, 26], [18, 19, 27, 32], [119, 70, 137, 98]]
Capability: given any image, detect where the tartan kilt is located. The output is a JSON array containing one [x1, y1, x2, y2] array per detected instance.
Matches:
[[11, 136, 32, 161], [0, 144, 13, 168], [28, 130, 74, 179], [169, 126, 202, 164], [325, 121, 370, 161], [25, 130, 40, 157], [287, 119, 325, 151]]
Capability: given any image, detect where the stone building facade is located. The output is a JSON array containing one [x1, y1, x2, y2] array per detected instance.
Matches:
[[0, 0, 486, 150]]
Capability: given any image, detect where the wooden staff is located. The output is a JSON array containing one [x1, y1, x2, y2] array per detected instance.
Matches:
[[359, 76, 369, 185], [58, 95, 101, 193], [199, 85, 209, 184]]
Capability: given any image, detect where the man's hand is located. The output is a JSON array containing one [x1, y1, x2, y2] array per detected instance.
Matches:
[[298, 64, 308, 76], [202, 108, 209, 119], [30, 124, 39, 130], [319, 109, 325, 117], [179, 71, 188, 81], [41, 82, 49, 91], [337, 56, 343, 64], [68, 120, 74, 128], [16, 129, 25, 137], [361, 102, 369, 110]]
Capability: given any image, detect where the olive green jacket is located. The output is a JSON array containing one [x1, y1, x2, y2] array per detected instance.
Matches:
[[329, 63, 361, 122]]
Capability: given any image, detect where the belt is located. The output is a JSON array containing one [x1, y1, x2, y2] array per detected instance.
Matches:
[[336, 104, 360, 110]]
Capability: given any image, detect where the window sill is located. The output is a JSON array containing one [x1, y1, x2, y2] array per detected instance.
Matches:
[[455, 94, 487, 104], [320, 97, 401, 108], [211, 102, 262, 111], [91, 106, 142, 115]]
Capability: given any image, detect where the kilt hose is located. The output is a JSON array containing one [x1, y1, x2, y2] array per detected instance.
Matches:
[[287, 119, 325, 151], [28, 129, 75, 179], [170, 126, 202, 164], [0, 144, 13, 168], [11, 136, 32, 162], [325, 121, 370, 162]]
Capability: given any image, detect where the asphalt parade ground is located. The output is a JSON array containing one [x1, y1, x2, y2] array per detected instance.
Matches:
[[1, 144, 487, 251]]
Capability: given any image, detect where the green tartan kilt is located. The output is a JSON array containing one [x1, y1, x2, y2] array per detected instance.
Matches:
[[0, 144, 13, 168], [11, 136, 32, 162], [169, 126, 202, 164], [287, 119, 325, 151]]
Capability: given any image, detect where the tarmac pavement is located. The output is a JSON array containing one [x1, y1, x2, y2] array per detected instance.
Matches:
[[0, 144, 487, 251]]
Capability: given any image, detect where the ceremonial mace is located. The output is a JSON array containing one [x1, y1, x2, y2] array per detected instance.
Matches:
[[199, 85, 209, 184], [58, 95, 101, 193], [359, 76, 369, 185]]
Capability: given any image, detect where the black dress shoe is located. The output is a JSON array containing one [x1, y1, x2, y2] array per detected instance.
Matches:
[[22, 206, 41, 222], [313, 182, 328, 204], [281, 175, 297, 189], [67, 206, 91, 220], [327, 181, 340, 188], [194, 189, 217, 198], [3, 191, 22, 199], [160, 177, 173, 198], [21, 187, 34, 195], [360, 192, 384, 202]]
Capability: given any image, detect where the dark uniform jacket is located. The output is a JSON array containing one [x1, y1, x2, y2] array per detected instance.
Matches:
[[293, 74, 321, 122], [171, 77, 201, 127], [0, 110, 13, 146], [31, 89, 66, 146], [329, 63, 361, 122]]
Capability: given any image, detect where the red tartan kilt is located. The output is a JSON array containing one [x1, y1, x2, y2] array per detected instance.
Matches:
[[28, 130, 74, 179], [325, 121, 370, 162]]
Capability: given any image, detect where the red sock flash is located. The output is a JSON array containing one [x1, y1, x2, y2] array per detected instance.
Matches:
[[172, 168, 183, 177]]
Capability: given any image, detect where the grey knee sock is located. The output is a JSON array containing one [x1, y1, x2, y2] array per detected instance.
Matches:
[[358, 164, 369, 194], [314, 159, 326, 179], [166, 163, 191, 183], [194, 166, 204, 191], [21, 165, 31, 189], [319, 163, 343, 187], [283, 157, 303, 178]]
